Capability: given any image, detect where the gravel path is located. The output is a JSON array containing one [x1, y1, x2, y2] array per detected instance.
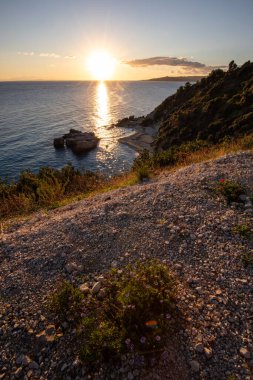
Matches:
[[1, 151, 253, 380]]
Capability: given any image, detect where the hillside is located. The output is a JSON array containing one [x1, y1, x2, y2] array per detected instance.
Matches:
[[141, 61, 253, 151], [1, 151, 253, 379]]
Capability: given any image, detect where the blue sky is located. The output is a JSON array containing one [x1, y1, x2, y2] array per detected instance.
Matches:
[[1, 0, 253, 80]]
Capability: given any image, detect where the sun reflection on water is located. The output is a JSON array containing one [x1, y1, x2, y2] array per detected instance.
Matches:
[[96, 81, 110, 128], [94, 81, 117, 154]]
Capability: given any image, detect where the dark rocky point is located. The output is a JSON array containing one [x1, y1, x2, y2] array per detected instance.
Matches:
[[53, 128, 99, 155]]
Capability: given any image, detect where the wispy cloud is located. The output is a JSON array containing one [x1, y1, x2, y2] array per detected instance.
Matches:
[[17, 51, 66, 59], [64, 55, 76, 59], [39, 52, 61, 58], [125, 56, 226, 70], [18, 51, 34, 56]]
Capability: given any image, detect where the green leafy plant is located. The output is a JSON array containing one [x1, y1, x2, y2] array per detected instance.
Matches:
[[0, 164, 102, 218], [214, 179, 245, 204], [50, 260, 178, 364], [240, 251, 253, 267], [136, 165, 151, 181], [48, 281, 84, 323], [232, 224, 252, 239]]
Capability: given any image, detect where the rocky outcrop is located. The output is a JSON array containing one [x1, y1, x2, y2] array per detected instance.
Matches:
[[53, 137, 64, 149], [54, 128, 99, 155]]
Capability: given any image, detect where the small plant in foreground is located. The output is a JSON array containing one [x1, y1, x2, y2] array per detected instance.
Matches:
[[49, 260, 178, 364], [48, 281, 84, 323], [214, 178, 245, 204], [232, 224, 252, 239], [240, 251, 253, 267], [227, 375, 237, 380], [136, 165, 150, 181]]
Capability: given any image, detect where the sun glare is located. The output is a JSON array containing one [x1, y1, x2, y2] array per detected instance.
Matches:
[[86, 50, 116, 81]]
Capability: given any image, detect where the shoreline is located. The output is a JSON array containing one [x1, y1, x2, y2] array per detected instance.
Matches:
[[117, 118, 159, 153]]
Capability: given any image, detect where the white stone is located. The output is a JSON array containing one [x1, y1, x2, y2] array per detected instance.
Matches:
[[111, 260, 118, 268], [239, 347, 251, 359], [79, 284, 90, 294], [91, 281, 101, 295]]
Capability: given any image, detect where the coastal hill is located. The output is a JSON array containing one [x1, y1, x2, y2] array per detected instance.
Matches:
[[141, 61, 253, 150], [1, 151, 253, 378], [145, 75, 205, 82]]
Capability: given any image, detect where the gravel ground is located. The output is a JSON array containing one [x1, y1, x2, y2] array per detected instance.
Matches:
[[0, 151, 253, 380]]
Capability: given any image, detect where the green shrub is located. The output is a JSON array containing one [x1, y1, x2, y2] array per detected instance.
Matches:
[[232, 224, 252, 239], [0, 164, 102, 218], [136, 165, 150, 181], [48, 281, 84, 323], [50, 260, 178, 364], [241, 133, 253, 149], [132, 149, 153, 170], [214, 179, 245, 204], [240, 251, 253, 267], [79, 260, 177, 362]]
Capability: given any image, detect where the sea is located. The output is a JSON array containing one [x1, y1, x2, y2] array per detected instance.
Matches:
[[0, 81, 184, 180]]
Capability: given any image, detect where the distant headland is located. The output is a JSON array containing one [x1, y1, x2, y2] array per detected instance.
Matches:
[[145, 75, 205, 82]]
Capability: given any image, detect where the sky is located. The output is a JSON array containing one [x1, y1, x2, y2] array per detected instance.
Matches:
[[0, 0, 253, 81]]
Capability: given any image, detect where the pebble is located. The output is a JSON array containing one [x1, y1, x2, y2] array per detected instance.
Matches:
[[91, 281, 101, 295], [239, 347, 251, 359], [79, 284, 90, 294], [189, 360, 200, 372], [195, 343, 204, 353], [204, 347, 213, 359], [111, 260, 118, 268]]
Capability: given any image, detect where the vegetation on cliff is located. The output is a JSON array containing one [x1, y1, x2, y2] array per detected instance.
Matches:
[[141, 60, 253, 150], [1, 60, 253, 220]]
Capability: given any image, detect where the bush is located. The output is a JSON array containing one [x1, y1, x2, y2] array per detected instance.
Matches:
[[49, 260, 178, 364], [232, 225, 252, 239], [214, 179, 245, 204], [0, 164, 102, 218], [240, 251, 253, 267], [136, 165, 150, 181], [48, 281, 84, 324], [79, 260, 177, 362]]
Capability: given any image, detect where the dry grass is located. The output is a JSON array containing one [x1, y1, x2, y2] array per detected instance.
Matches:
[[1, 134, 252, 223]]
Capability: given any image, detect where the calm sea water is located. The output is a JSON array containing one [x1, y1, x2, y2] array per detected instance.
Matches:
[[0, 81, 183, 180]]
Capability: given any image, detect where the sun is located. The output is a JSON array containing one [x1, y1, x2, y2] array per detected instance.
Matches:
[[86, 50, 116, 81]]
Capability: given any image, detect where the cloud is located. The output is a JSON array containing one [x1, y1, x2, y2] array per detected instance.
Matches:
[[17, 52, 77, 60], [125, 56, 226, 70], [39, 53, 61, 58], [18, 51, 34, 56]]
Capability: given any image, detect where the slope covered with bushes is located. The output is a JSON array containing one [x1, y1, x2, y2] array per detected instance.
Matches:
[[142, 61, 253, 150]]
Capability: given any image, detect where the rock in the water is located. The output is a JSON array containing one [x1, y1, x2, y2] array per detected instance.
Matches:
[[71, 138, 98, 154], [53, 137, 65, 149], [54, 129, 99, 155]]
